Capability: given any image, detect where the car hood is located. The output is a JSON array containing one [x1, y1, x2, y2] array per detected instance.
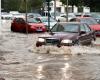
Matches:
[[40, 32, 78, 40], [43, 22, 57, 28], [29, 23, 44, 26], [90, 24, 100, 30]]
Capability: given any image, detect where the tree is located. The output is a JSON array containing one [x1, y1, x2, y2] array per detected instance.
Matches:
[[1, 0, 44, 12], [60, 0, 84, 12], [83, 0, 100, 11]]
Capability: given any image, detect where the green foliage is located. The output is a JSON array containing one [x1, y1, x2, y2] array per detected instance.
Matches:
[[60, 0, 100, 12], [1, 0, 44, 12], [60, 0, 83, 6], [83, 0, 100, 11]]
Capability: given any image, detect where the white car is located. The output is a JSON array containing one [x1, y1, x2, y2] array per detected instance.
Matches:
[[1, 13, 13, 20]]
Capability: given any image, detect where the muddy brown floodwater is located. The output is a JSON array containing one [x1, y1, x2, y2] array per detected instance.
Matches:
[[0, 20, 100, 80]]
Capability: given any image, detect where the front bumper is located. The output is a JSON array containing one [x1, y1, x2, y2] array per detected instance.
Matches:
[[36, 41, 73, 47]]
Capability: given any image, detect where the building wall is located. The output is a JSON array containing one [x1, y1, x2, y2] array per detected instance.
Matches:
[[47, 0, 78, 13]]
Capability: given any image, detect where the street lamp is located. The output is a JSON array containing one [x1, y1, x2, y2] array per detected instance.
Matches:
[[66, 0, 68, 22], [0, 0, 1, 35], [46, 0, 51, 32], [54, 0, 56, 20], [24, 0, 28, 34]]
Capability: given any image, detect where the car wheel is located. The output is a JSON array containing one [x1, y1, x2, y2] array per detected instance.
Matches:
[[36, 42, 42, 47], [11, 26, 15, 32], [74, 40, 81, 46], [89, 40, 95, 47]]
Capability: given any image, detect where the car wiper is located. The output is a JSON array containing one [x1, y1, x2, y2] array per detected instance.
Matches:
[[65, 31, 78, 33]]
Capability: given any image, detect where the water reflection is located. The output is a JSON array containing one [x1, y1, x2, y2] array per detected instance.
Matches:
[[36, 65, 45, 79], [34, 60, 72, 80], [61, 63, 71, 80]]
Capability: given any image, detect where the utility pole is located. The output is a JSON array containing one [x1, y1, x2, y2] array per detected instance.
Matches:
[[66, 0, 68, 22], [54, 0, 56, 20], [0, 0, 1, 35], [46, 0, 51, 32], [24, 0, 28, 34]]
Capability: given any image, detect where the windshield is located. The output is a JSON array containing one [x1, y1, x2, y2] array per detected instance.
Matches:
[[41, 17, 56, 22], [80, 18, 98, 25], [27, 18, 39, 23], [51, 23, 79, 33]]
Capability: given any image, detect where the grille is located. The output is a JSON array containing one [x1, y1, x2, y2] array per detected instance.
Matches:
[[46, 38, 59, 44], [37, 26, 42, 29]]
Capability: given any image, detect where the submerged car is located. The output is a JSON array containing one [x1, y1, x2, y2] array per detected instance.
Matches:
[[36, 22, 96, 47], [11, 18, 46, 33]]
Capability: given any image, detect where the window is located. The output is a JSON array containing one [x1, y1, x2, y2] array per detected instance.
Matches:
[[15, 18, 25, 23], [80, 24, 86, 32], [57, 24, 64, 32], [51, 24, 58, 32], [84, 24, 91, 32]]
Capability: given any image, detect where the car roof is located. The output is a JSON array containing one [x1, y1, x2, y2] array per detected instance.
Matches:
[[58, 22, 83, 25]]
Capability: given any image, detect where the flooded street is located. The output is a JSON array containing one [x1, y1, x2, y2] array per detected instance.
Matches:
[[0, 20, 100, 80]]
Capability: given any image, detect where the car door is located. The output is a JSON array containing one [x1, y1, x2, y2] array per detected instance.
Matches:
[[84, 24, 93, 43], [17, 18, 26, 32], [78, 24, 89, 45], [14, 18, 22, 31]]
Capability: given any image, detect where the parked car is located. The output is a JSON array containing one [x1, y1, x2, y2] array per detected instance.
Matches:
[[1, 13, 13, 20], [11, 18, 46, 33], [70, 17, 100, 36], [36, 22, 96, 47], [59, 13, 76, 22], [27, 13, 42, 18], [12, 13, 25, 19], [90, 12, 100, 24], [74, 13, 91, 17], [35, 17, 57, 30]]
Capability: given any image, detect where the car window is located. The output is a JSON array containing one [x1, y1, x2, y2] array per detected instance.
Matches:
[[57, 24, 64, 32], [27, 18, 39, 23], [51, 24, 58, 32], [41, 17, 55, 22], [84, 24, 91, 32], [80, 24, 86, 32], [15, 18, 25, 23], [51, 23, 79, 33], [64, 24, 79, 33]]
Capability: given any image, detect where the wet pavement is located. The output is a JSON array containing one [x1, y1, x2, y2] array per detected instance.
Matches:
[[0, 20, 100, 80]]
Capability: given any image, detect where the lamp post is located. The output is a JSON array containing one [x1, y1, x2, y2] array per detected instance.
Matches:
[[54, 0, 56, 20], [0, 0, 1, 35], [24, 0, 28, 34], [46, 0, 50, 32], [66, 0, 68, 22]]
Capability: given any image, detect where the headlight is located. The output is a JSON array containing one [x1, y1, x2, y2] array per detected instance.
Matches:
[[38, 38, 45, 42], [61, 39, 72, 44]]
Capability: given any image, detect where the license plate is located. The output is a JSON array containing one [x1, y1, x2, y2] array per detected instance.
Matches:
[[37, 29, 42, 31]]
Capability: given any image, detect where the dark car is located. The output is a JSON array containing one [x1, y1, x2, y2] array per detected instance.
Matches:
[[36, 22, 96, 47]]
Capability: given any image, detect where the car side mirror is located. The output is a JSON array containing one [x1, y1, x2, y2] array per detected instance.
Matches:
[[80, 31, 86, 35]]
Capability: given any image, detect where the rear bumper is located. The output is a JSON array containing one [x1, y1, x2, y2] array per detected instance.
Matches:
[[95, 30, 100, 36]]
